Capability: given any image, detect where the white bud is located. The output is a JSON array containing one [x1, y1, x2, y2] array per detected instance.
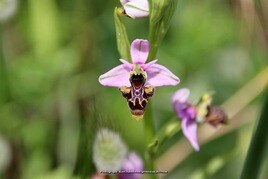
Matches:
[[120, 0, 149, 19]]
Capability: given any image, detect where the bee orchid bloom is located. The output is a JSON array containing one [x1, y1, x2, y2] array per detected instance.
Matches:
[[99, 39, 179, 119], [172, 88, 199, 151], [120, 0, 149, 19]]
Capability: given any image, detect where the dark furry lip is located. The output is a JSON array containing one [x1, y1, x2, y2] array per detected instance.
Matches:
[[130, 109, 145, 116], [118, 72, 155, 119]]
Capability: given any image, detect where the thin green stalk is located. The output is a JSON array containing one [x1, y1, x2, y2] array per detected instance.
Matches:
[[240, 88, 268, 179], [146, 118, 181, 158], [144, 103, 155, 144], [144, 103, 157, 179], [144, 103, 155, 157], [0, 26, 11, 105], [144, 1, 179, 177]]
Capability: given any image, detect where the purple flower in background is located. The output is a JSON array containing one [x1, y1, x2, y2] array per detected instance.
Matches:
[[99, 39, 179, 119], [172, 88, 199, 151], [119, 152, 143, 179], [172, 88, 228, 151], [120, 0, 149, 19]]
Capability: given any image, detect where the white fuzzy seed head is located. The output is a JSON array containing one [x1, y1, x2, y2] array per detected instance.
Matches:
[[0, 136, 11, 172], [0, 0, 17, 22], [93, 128, 127, 172]]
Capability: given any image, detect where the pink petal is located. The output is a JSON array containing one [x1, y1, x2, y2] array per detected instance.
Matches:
[[130, 39, 149, 64], [119, 59, 133, 70], [130, 0, 148, 8], [122, 160, 134, 170], [120, 0, 129, 5], [99, 64, 131, 87], [141, 59, 158, 70], [172, 88, 190, 104], [145, 64, 180, 87], [128, 152, 143, 170], [120, 152, 143, 179], [181, 117, 200, 151], [124, 0, 149, 19]]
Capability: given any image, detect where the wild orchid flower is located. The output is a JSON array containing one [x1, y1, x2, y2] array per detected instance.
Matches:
[[119, 152, 143, 179], [172, 88, 199, 151], [120, 0, 149, 19], [172, 88, 228, 151], [99, 39, 179, 119]]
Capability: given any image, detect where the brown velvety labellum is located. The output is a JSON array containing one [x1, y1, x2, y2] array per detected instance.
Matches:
[[119, 73, 155, 119], [206, 106, 228, 127]]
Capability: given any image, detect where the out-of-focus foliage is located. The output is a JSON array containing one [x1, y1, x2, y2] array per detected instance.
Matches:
[[0, 0, 267, 179]]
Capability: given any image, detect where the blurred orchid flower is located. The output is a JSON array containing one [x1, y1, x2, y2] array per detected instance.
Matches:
[[120, 0, 149, 19], [99, 39, 179, 119], [172, 88, 199, 151], [119, 152, 143, 179], [172, 88, 228, 151]]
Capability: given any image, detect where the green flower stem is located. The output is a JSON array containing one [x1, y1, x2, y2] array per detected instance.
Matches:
[[144, 103, 155, 143], [144, 2, 179, 177], [240, 88, 268, 179], [0, 26, 11, 105], [144, 112, 181, 178], [152, 119, 181, 154], [143, 103, 158, 179]]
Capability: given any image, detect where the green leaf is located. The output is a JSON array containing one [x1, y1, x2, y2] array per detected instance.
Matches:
[[240, 89, 268, 179], [114, 7, 131, 61]]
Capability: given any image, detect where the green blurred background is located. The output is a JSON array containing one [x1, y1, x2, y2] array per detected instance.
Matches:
[[0, 0, 267, 178]]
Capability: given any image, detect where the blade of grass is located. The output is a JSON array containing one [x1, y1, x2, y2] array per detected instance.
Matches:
[[240, 88, 268, 179]]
